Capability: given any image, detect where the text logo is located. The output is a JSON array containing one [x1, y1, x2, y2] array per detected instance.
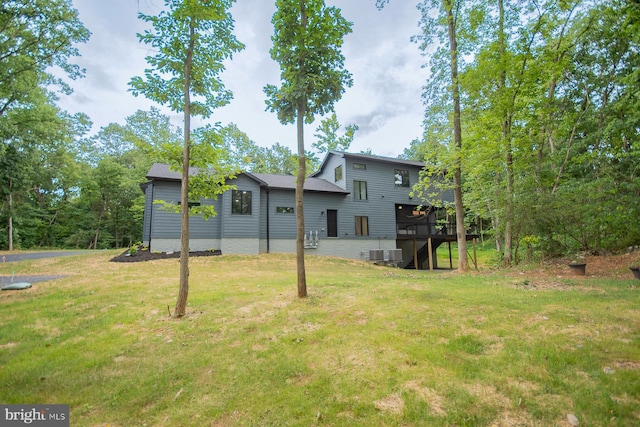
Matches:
[[1, 405, 69, 426]]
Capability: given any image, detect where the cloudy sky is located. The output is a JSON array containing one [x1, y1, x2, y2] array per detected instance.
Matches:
[[59, 0, 429, 158]]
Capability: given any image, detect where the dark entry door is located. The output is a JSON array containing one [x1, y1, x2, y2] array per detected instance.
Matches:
[[327, 209, 338, 237]]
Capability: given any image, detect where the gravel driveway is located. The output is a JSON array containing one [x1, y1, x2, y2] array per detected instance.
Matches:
[[0, 251, 92, 263]]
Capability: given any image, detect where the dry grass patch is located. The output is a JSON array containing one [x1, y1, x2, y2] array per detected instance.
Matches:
[[404, 380, 447, 416], [0, 251, 638, 426], [374, 393, 404, 415]]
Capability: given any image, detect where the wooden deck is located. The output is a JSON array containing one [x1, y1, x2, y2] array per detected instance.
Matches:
[[395, 223, 479, 270]]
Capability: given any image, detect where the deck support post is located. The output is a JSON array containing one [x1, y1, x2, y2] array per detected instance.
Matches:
[[413, 238, 418, 270], [428, 238, 434, 271], [448, 241, 453, 268]]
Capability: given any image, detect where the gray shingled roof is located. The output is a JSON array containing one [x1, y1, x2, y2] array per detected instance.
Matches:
[[146, 163, 349, 194], [146, 163, 202, 181], [335, 151, 424, 167], [311, 151, 424, 177], [248, 172, 350, 194]]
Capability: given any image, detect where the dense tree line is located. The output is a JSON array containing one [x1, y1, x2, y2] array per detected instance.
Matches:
[[404, 0, 639, 262], [2, 0, 637, 263]]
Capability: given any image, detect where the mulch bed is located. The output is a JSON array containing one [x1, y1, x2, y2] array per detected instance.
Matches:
[[110, 249, 222, 263]]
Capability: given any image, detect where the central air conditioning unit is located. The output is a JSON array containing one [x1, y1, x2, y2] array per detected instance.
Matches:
[[387, 249, 403, 262], [369, 250, 384, 262]]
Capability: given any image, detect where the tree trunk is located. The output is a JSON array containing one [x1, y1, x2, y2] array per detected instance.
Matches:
[[498, 0, 514, 266], [295, 0, 308, 298], [444, 0, 468, 271], [92, 202, 105, 250], [8, 179, 13, 251], [175, 20, 195, 318], [296, 101, 307, 298]]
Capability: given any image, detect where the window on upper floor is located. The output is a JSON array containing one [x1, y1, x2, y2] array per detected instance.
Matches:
[[353, 180, 367, 200], [231, 190, 252, 215], [355, 216, 369, 236], [394, 169, 410, 187], [334, 165, 343, 182], [353, 163, 366, 170]]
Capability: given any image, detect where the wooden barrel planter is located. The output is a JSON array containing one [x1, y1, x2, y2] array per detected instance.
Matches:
[[568, 263, 586, 276], [630, 267, 640, 280]]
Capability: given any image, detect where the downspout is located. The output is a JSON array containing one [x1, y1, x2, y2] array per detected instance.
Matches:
[[266, 189, 270, 253], [149, 182, 155, 250]]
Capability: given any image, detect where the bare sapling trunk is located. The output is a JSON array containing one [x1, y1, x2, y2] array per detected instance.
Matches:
[[175, 21, 195, 317], [295, 100, 307, 298], [295, 0, 308, 298]]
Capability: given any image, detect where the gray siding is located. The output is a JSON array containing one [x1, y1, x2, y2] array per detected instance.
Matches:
[[340, 157, 418, 238], [265, 189, 297, 239], [260, 189, 350, 240], [220, 175, 261, 238], [260, 189, 395, 241], [257, 155, 425, 243], [344, 157, 420, 205], [150, 181, 222, 240], [144, 154, 454, 259], [315, 154, 347, 189]]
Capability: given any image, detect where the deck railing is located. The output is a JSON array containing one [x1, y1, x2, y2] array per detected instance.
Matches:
[[397, 222, 455, 237]]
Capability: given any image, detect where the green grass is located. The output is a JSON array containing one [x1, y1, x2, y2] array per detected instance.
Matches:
[[1, 251, 639, 426]]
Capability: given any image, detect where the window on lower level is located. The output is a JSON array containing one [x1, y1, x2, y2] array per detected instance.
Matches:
[[353, 180, 367, 200], [177, 200, 201, 208], [232, 190, 252, 215], [355, 216, 369, 236], [276, 206, 294, 214]]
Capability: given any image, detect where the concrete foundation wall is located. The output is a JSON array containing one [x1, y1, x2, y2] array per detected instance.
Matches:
[[220, 238, 260, 255], [150, 237, 399, 262], [150, 239, 221, 253], [266, 238, 398, 261]]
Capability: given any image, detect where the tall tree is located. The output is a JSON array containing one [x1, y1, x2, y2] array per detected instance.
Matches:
[[219, 123, 299, 174], [130, 0, 243, 317], [376, 0, 470, 270], [265, 0, 353, 297], [0, 0, 89, 121], [0, 0, 89, 250], [382, 0, 639, 259], [409, 0, 472, 270], [442, 0, 468, 270], [312, 113, 358, 153]]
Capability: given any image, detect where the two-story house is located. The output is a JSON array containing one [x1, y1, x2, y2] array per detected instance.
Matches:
[[141, 151, 470, 269]]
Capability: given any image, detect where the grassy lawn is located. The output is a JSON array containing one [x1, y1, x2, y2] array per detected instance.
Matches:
[[1, 250, 639, 426]]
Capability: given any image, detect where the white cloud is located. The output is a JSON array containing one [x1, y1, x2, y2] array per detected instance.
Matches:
[[59, 0, 428, 157]]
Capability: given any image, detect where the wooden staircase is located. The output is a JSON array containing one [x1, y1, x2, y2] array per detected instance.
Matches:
[[404, 237, 447, 269]]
